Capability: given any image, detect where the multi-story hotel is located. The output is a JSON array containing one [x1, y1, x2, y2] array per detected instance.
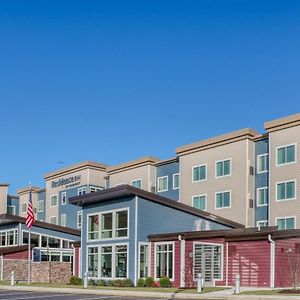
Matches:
[[1, 112, 300, 230]]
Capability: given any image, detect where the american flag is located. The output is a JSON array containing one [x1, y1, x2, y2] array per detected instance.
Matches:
[[25, 188, 35, 228]]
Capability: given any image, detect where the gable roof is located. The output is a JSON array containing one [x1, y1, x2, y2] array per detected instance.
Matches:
[[69, 185, 244, 229], [0, 214, 80, 236]]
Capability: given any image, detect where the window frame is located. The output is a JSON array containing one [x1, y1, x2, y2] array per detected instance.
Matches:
[[257, 153, 269, 174], [61, 214, 66, 227], [215, 190, 231, 209], [131, 179, 142, 189], [256, 186, 269, 207], [78, 187, 87, 196], [192, 194, 207, 211], [138, 242, 150, 279], [276, 216, 296, 230], [61, 192, 67, 205], [77, 211, 82, 229], [276, 143, 297, 166], [21, 202, 27, 213], [276, 180, 296, 201], [257, 220, 268, 228], [157, 176, 168, 192], [7, 205, 16, 215], [37, 200, 44, 213], [173, 173, 180, 190], [215, 158, 232, 178], [50, 216, 57, 225], [50, 195, 58, 207], [192, 164, 207, 183]]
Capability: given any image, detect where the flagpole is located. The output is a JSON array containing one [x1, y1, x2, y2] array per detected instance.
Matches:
[[28, 183, 31, 285]]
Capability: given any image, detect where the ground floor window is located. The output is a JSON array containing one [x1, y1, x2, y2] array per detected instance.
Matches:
[[88, 243, 128, 279], [194, 243, 222, 282], [155, 243, 173, 280], [139, 243, 149, 278], [0, 229, 18, 247], [40, 250, 73, 263]]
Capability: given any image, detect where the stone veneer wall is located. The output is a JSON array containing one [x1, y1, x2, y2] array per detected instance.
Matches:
[[2, 260, 72, 283]]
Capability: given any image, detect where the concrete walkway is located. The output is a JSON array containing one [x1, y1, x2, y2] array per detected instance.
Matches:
[[1, 285, 300, 300]]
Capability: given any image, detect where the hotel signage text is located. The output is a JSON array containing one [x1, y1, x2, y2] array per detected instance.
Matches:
[[51, 175, 81, 188]]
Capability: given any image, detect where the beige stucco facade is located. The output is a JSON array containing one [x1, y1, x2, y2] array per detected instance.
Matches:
[[17, 187, 40, 218], [266, 113, 300, 228], [107, 157, 159, 192], [177, 129, 257, 227], [0, 184, 9, 214]]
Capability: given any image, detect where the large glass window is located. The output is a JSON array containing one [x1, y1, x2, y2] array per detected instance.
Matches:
[[277, 144, 296, 165], [257, 187, 268, 206], [216, 191, 231, 208], [115, 245, 127, 278], [88, 215, 99, 240], [156, 243, 173, 279], [7, 205, 16, 215], [277, 217, 295, 230], [88, 247, 99, 277], [277, 181, 296, 201], [216, 159, 231, 177], [192, 165, 206, 182], [157, 176, 168, 192], [101, 213, 112, 239], [139, 244, 149, 278], [50, 195, 58, 207], [38, 200, 44, 212], [257, 154, 269, 173], [115, 211, 128, 238], [131, 179, 142, 189], [101, 246, 112, 278], [193, 195, 206, 211]]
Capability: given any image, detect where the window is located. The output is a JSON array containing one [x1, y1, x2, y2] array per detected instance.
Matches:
[[115, 245, 128, 278], [77, 211, 82, 228], [216, 159, 231, 177], [215, 191, 231, 209], [78, 187, 87, 195], [101, 213, 112, 239], [50, 195, 58, 207], [7, 205, 16, 215], [192, 165, 206, 182], [194, 243, 222, 281], [115, 210, 128, 238], [101, 246, 112, 278], [88, 247, 99, 277], [277, 217, 295, 230], [173, 173, 179, 189], [277, 144, 296, 165], [193, 195, 206, 211], [21, 203, 27, 213], [155, 243, 173, 280], [50, 216, 57, 225], [61, 192, 67, 205], [38, 200, 44, 212], [257, 154, 269, 173], [277, 181, 296, 201], [61, 214, 66, 227], [0, 230, 17, 247], [157, 176, 168, 192], [88, 215, 99, 240], [257, 187, 268, 206], [90, 186, 103, 193], [257, 220, 268, 228], [131, 179, 142, 189], [139, 244, 149, 278]]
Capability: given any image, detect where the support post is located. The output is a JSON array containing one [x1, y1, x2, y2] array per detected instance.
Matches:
[[11, 271, 15, 286], [83, 272, 88, 288], [197, 273, 203, 293], [235, 274, 240, 294]]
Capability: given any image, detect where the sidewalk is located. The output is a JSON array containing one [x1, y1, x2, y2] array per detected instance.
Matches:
[[1, 284, 300, 300]]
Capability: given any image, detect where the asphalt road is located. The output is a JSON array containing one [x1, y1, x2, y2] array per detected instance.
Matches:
[[0, 290, 202, 300]]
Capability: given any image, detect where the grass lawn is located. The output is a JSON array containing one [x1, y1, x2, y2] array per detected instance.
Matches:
[[241, 289, 300, 295], [0, 281, 228, 294]]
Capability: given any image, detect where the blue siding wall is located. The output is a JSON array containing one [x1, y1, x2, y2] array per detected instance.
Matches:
[[37, 190, 46, 221], [137, 197, 229, 241], [156, 160, 179, 201], [81, 197, 136, 279], [255, 138, 269, 225]]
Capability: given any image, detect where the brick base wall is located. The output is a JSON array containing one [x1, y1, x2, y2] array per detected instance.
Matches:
[[2, 259, 72, 283]]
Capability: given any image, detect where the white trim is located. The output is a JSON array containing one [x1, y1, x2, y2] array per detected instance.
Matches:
[[256, 186, 269, 207], [134, 196, 138, 286], [192, 194, 207, 211], [215, 190, 231, 210], [86, 207, 130, 242], [154, 241, 175, 281], [78, 186, 87, 196], [275, 179, 296, 202], [193, 241, 224, 282], [276, 143, 297, 166], [257, 220, 268, 227], [61, 192, 67, 206], [61, 213, 67, 227], [173, 173, 180, 190], [77, 211, 82, 229], [257, 153, 269, 174], [37, 200, 44, 213], [192, 164, 207, 183], [275, 216, 296, 230], [157, 176, 168, 192], [50, 194, 58, 207], [7, 205, 16, 215], [131, 179, 142, 189], [215, 158, 232, 178], [138, 242, 150, 279]]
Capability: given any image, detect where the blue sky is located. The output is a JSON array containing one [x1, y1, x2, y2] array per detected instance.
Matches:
[[1, 0, 300, 193]]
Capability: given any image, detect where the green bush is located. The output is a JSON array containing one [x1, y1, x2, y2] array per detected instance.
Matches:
[[111, 278, 134, 287], [145, 276, 154, 287], [137, 278, 145, 287], [98, 279, 107, 286], [123, 278, 134, 287], [107, 280, 114, 286], [159, 276, 171, 287], [88, 279, 107, 286], [69, 275, 82, 285]]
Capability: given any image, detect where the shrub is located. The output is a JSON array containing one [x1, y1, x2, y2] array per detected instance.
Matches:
[[107, 280, 114, 286], [112, 279, 124, 287], [98, 279, 107, 286], [159, 276, 171, 287], [123, 278, 134, 287], [145, 276, 154, 287], [137, 278, 145, 287], [69, 275, 82, 285]]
